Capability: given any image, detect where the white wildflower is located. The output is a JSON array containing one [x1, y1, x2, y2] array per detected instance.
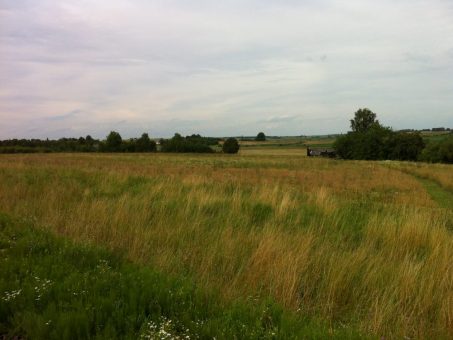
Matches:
[[2, 289, 22, 302]]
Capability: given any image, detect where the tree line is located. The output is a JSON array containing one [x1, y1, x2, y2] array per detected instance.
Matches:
[[334, 108, 453, 163], [0, 132, 241, 154]]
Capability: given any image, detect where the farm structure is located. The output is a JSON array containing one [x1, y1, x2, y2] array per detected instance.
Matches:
[[307, 147, 336, 158]]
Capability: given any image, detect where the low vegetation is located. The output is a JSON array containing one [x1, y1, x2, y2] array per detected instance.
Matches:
[[2, 109, 451, 162], [255, 132, 266, 141], [0, 132, 221, 154], [160, 133, 217, 153], [335, 109, 425, 161], [0, 152, 451, 338], [1, 214, 363, 339], [222, 137, 240, 154], [335, 108, 452, 163], [419, 135, 453, 163]]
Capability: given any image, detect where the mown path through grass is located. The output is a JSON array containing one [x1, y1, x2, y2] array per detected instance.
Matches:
[[380, 162, 453, 211], [417, 177, 453, 211], [381, 162, 453, 233]]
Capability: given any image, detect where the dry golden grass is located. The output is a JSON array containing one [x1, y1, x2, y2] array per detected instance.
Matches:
[[0, 153, 452, 338], [385, 161, 453, 191], [239, 147, 307, 156], [238, 137, 304, 146]]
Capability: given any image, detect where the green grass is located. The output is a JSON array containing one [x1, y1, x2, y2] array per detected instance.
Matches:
[[416, 178, 453, 211], [421, 132, 452, 143], [0, 213, 365, 339], [240, 142, 306, 148], [384, 161, 453, 211], [1, 153, 452, 338]]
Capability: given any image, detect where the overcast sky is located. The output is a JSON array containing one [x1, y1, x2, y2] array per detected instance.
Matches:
[[1, 0, 452, 138]]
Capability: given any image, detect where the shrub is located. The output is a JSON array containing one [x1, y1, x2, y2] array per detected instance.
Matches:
[[222, 138, 240, 154], [419, 135, 453, 163], [255, 132, 266, 141], [334, 125, 392, 160], [386, 132, 425, 161]]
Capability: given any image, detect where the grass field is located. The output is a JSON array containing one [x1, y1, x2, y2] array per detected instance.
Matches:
[[0, 151, 452, 338], [237, 136, 336, 150], [2, 214, 360, 339], [421, 131, 452, 143]]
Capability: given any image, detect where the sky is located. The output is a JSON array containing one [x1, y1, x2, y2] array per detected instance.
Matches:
[[1, 0, 452, 139]]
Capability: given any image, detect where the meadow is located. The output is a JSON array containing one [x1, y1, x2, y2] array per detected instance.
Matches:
[[0, 149, 452, 338]]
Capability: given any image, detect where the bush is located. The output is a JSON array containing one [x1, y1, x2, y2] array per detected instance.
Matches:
[[334, 125, 392, 160], [386, 133, 425, 161], [185, 134, 220, 146], [222, 138, 240, 154], [255, 132, 266, 141], [419, 135, 453, 163]]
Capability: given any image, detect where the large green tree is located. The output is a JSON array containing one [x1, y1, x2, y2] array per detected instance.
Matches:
[[350, 108, 380, 132], [106, 131, 122, 152], [335, 109, 427, 161], [135, 133, 156, 152]]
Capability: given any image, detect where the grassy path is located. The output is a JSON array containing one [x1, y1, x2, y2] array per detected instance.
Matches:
[[417, 177, 453, 211], [380, 162, 453, 211]]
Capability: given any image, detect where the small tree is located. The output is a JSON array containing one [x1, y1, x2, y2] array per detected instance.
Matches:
[[350, 108, 380, 132], [106, 131, 122, 152], [136, 133, 156, 152], [255, 132, 266, 141], [222, 138, 240, 154]]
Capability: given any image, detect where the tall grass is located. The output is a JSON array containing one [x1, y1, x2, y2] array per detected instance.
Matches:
[[0, 153, 452, 338], [2, 214, 360, 339], [384, 161, 453, 192]]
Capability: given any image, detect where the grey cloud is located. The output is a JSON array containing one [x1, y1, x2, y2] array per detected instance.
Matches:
[[0, 0, 452, 139], [264, 115, 300, 123], [46, 109, 83, 121]]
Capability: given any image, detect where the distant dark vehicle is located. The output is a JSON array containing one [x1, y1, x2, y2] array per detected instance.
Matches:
[[307, 147, 336, 158]]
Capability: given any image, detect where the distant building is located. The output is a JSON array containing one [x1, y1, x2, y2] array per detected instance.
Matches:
[[307, 147, 336, 158]]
